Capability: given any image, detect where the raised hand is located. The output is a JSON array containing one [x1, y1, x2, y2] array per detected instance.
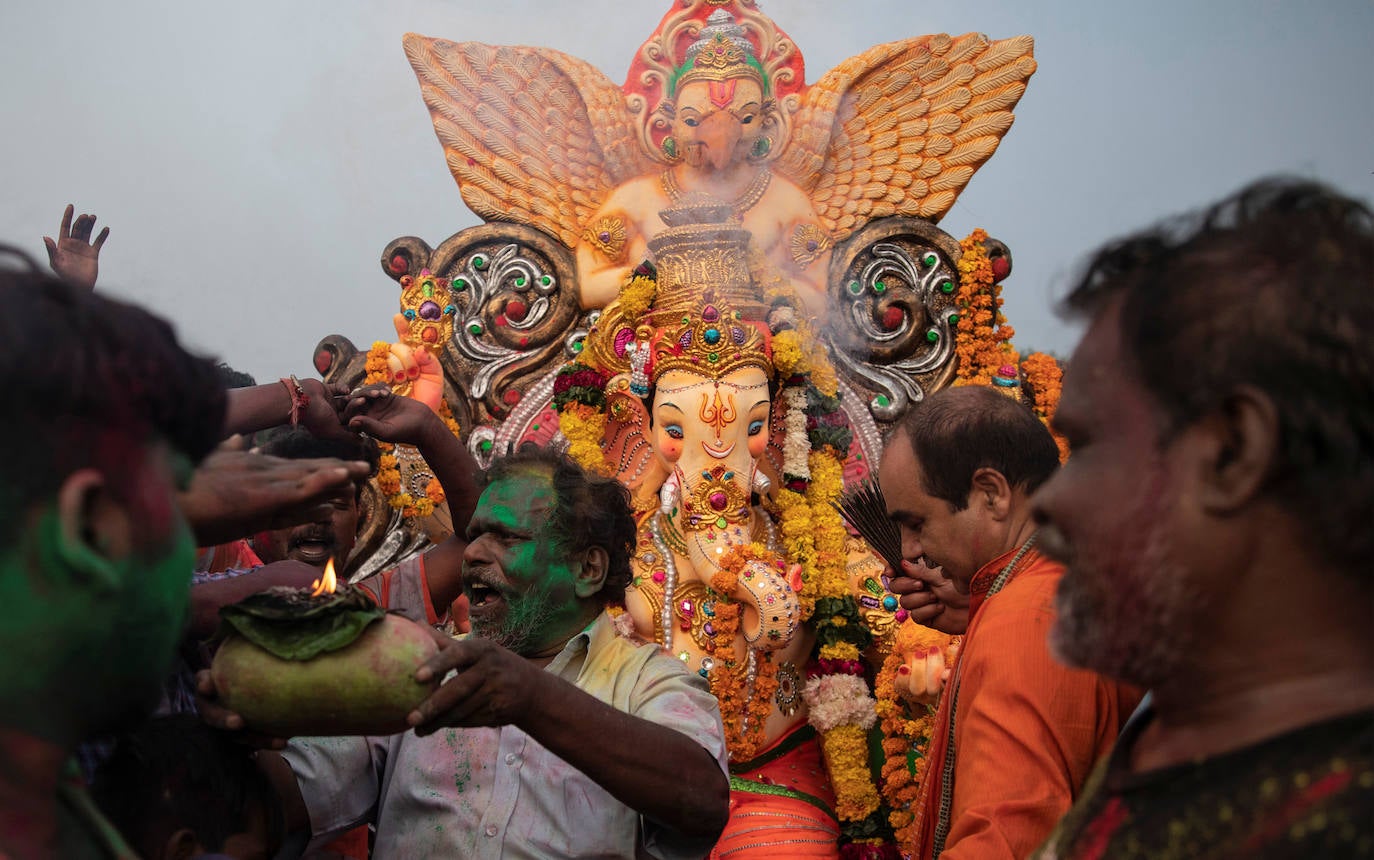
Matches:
[[345, 383, 441, 448], [44, 203, 109, 291], [179, 437, 373, 546]]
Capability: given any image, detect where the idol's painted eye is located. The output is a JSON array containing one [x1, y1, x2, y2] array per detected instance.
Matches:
[[664, 424, 684, 440], [748, 419, 764, 436], [741, 114, 755, 124], [684, 117, 699, 127]]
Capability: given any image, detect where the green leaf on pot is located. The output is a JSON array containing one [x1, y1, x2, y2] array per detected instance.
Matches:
[[218, 585, 386, 661]]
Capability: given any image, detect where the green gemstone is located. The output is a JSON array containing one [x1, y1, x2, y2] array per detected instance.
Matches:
[[468, 322, 483, 335], [634, 576, 642, 586], [572, 341, 584, 353], [454, 278, 468, 291], [708, 352, 718, 362], [874, 281, 887, 293], [514, 276, 526, 287], [716, 516, 728, 528], [923, 254, 937, 267], [472, 255, 486, 270], [478, 439, 493, 453], [874, 394, 891, 408], [540, 275, 552, 286], [947, 313, 960, 324], [847, 280, 863, 295], [940, 280, 955, 294], [926, 330, 939, 343], [423, 283, 434, 297], [531, 423, 540, 431]]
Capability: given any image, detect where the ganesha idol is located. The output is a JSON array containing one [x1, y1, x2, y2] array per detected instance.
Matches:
[[554, 204, 884, 855]]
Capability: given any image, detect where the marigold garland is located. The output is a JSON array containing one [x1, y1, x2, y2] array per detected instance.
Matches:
[[710, 543, 782, 762], [875, 621, 951, 852], [1020, 351, 1069, 462], [364, 341, 461, 518], [954, 229, 1018, 387]]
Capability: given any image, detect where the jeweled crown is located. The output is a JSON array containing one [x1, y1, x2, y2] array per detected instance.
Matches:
[[672, 10, 766, 95]]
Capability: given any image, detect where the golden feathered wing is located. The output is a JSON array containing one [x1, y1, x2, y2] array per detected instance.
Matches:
[[403, 33, 658, 249], [775, 33, 1036, 240]]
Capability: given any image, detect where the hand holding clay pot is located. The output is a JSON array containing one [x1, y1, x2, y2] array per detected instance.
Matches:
[[208, 568, 440, 737]]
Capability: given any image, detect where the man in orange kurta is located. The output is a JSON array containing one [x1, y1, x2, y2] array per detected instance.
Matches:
[[880, 386, 1140, 860]]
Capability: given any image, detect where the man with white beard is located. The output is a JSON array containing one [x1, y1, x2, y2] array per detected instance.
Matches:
[[1031, 177, 1374, 858]]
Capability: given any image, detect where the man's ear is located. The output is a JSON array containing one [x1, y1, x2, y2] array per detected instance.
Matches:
[[573, 546, 610, 599], [968, 467, 1013, 520], [54, 468, 130, 589], [162, 827, 200, 860], [1194, 386, 1280, 515]]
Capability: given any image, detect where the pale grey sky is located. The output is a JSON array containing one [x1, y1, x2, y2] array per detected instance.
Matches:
[[3, 0, 1371, 381]]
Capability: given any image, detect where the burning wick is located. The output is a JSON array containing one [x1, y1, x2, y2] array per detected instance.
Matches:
[[310, 558, 338, 597]]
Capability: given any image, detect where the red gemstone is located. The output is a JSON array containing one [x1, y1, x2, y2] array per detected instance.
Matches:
[[506, 299, 528, 321], [709, 491, 728, 511], [389, 254, 407, 274], [503, 389, 522, 405], [991, 256, 1011, 282], [313, 349, 333, 375], [882, 306, 905, 330]]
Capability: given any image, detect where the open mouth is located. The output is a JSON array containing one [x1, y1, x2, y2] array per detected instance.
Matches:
[[465, 581, 507, 615], [289, 538, 335, 566]]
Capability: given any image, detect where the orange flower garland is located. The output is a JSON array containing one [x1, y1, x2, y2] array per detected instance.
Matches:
[[710, 543, 781, 762], [364, 341, 462, 518], [954, 229, 1018, 387], [875, 622, 951, 852], [1020, 351, 1069, 462]]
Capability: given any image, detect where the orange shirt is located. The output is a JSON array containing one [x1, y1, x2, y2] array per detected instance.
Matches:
[[912, 548, 1141, 859]]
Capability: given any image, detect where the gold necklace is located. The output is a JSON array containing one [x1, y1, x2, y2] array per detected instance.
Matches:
[[662, 166, 772, 216]]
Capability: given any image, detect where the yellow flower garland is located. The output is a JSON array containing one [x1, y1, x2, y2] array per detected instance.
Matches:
[[557, 402, 612, 475]]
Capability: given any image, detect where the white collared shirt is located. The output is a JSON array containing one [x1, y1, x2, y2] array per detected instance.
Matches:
[[284, 612, 727, 859]]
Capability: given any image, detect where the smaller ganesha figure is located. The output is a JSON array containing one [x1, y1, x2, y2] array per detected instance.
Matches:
[[360, 269, 462, 525], [554, 205, 892, 854]]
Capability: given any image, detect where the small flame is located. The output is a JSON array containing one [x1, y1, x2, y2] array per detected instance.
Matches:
[[310, 558, 338, 597]]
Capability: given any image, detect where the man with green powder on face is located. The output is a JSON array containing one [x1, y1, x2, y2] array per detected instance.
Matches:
[[0, 254, 372, 860], [217, 446, 731, 859]]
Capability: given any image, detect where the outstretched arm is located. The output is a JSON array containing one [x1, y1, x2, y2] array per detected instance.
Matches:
[[180, 441, 373, 546], [44, 203, 108, 291], [345, 385, 480, 611], [409, 634, 730, 841]]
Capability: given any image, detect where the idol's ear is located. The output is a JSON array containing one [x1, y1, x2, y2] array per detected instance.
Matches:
[[53, 468, 129, 589], [603, 374, 669, 501]]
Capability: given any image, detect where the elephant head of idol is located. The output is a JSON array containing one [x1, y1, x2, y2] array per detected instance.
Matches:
[[579, 203, 800, 651]]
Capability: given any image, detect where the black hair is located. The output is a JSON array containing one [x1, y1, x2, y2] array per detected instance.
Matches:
[[257, 425, 381, 484], [90, 714, 283, 855], [897, 385, 1060, 510], [215, 362, 257, 390], [0, 254, 225, 543], [483, 445, 636, 604], [1062, 177, 1374, 573]]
